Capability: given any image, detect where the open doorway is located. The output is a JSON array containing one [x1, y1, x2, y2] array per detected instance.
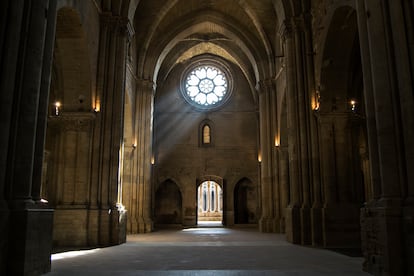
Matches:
[[197, 181, 223, 226]]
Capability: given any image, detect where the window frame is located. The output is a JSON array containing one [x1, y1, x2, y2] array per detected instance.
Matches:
[[199, 119, 214, 147], [180, 58, 233, 111]]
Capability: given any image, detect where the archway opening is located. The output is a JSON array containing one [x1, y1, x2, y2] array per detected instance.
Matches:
[[154, 180, 183, 226], [316, 6, 367, 248], [234, 178, 258, 224], [42, 7, 94, 249], [197, 181, 223, 226]]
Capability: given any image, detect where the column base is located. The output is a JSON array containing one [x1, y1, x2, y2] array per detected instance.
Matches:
[[279, 217, 286, 233], [285, 205, 301, 244], [311, 204, 323, 246], [322, 204, 361, 248], [53, 207, 89, 247], [403, 200, 414, 276], [136, 217, 153, 233], [7, 206, 54, 275], [300, 205, 311, 245], [259, 217, 279, 232], [98, 206, 128, 245], [129, 215, 154, 233], [113, 206, 127, 244], [224, 211, 234, 226], [0, 202, 10, 274], [361, 199, 405, 275], [54, 206, 127, 248]]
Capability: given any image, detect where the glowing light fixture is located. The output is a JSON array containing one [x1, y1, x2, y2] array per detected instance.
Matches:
[[275, 136, 280, 147], [312, 89, 320, 111], [94, 99, 100, 112], [350, 99, 357, 112], [54, 101, 61, 115]]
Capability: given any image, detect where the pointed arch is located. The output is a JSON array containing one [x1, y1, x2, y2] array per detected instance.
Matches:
[[234, 177, 258, 224], [154, 179, 183, 225]]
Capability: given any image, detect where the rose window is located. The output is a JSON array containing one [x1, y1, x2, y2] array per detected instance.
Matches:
[[184, 65, 228, 107]]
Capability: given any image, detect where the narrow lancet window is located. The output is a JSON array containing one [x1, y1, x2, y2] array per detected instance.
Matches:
[[202, 124, 211, 144]]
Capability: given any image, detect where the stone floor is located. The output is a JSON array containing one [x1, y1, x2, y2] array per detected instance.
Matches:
[[44, 223, 370, 276]]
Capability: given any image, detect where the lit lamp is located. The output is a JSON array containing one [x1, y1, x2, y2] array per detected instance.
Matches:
[[94, 97, 101, 112], [275, 136, 280, 147], [54, 101, 61, 116], [350, 99, 357, 112], [258, 153, 262, 163], [94, 101, 100, 112], [312, 89, 321, 111]]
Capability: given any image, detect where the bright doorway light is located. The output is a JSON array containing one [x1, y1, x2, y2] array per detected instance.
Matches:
[[197, 181, 223, 225]]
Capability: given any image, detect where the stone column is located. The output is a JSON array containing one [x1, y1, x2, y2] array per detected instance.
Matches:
[[32, 0, 57, 203], [303, 11, 323, 247], [357, 1, 414, 275], [122, 145, 135, 233], [283, 16, 314, 245], [258, 79, 278, 232], [283, 19, 301, 244], [0, 0, 56, 274], [278, 146, 289, 232], [294, 15, 313, 246], [356, 1, 382, 203], [132, 79, 154, 233], [90, 13, 132, 245]]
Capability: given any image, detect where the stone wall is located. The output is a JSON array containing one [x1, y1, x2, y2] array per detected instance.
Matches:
[[154, 60, 259, 227]]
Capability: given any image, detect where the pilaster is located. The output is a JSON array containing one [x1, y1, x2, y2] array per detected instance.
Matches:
[[357, 1, 413, 274], [316, 112, 362, 248], [130, 79, 155, 233], [90, 12, 131, 245], [283, 16, 315, 245], [258, 79, 279, 233], [0, 0, 57, 274]]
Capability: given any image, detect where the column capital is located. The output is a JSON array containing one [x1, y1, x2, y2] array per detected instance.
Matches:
[[100, 13, 134, 39], [138, 79, 156, 95], [258, 79, 276, 95], [280, 16, 306, 41], [48, 112, 96, 131], [280, 20, 293, 41]]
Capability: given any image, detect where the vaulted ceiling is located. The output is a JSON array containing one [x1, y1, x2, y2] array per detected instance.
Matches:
[[132, 0, 291, 93]]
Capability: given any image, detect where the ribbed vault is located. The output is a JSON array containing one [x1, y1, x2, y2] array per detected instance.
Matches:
[[131, 0, 290, 99]]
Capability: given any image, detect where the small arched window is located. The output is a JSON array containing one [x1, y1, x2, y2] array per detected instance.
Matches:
[[202, 124, 211, 144]]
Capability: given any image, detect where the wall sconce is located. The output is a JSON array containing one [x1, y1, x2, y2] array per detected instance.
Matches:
[[94, 100, 100, 112], [54, 101, 61, 116], [151, 155, 155, 165], [312, 89, 321, 111], [350, 99, 357, 112], [275, 136, 280, 147], [132, 143, 137, 149], [258, 153, 262, 163]]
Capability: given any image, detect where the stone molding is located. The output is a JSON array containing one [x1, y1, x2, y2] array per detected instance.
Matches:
[[99, 12, 134, 39], [48, 112, 96, 131]]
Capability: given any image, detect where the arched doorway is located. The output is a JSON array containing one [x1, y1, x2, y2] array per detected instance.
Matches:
[[234, 178, 258, 224], [197, 181, 223, 225], [154, 180, 183, 225]]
